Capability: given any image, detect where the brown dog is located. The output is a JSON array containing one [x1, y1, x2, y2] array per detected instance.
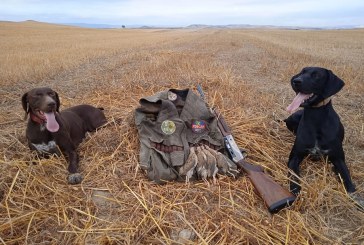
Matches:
[[22, 87, 107, 184]]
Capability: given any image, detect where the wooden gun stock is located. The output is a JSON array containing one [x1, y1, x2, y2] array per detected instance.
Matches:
[[237, 160, 296, 213], [215, 109, 295, 213], [196, 84, 295, 213]]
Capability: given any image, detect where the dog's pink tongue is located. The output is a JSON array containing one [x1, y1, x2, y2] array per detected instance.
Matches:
[[286, 92, 312, 113], [44, 112, 59, 132]]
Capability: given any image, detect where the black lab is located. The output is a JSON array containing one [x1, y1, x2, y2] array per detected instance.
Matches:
[[284, 67, 356, 195], [22, 87, 107, 184]]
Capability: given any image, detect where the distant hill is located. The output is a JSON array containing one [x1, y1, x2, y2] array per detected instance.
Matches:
[[185, 24, 362, 30], [61, 23, 124, 29], [0, 20, 124, 29], [21, 20, 64, 26], [0, 20, 82, 29]]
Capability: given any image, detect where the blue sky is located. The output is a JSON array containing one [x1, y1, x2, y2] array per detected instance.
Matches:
[[1, 0, 364, 27]]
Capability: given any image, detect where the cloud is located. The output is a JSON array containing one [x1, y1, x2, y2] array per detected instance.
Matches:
[[1, 0, 364, 27]]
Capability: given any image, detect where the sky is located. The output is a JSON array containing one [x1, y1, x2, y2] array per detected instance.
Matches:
[[1, 0, 364, 27]]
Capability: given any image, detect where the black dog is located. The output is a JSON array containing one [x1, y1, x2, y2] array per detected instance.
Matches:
[[22, 87, 107, 184], [285, 67, 356, 195]]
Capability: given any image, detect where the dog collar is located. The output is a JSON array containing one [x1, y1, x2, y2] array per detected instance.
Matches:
[[312, 96, 332, 108], [30, 112, 46, 124]]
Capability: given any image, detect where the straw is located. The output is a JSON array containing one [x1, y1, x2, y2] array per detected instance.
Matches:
[[1, 23, 364, 244]]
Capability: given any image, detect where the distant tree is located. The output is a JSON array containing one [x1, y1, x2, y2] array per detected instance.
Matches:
[[122, 25, 126, 28]]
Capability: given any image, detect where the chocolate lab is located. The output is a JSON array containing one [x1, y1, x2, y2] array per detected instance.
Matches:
[[22, 87, 107, 184], [284, 67, 356, 195]]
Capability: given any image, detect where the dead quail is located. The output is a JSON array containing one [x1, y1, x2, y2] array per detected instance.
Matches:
[[195, 146, 208, 183], [204, 145, 239, 178], [202, 145, 218, 184], [179, 146, 198, 183]]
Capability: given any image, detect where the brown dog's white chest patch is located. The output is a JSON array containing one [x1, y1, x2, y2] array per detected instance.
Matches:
[[31, 140, 57, 153]]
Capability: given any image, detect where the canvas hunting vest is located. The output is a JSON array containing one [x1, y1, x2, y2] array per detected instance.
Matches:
[[135, 88, 225, 184]]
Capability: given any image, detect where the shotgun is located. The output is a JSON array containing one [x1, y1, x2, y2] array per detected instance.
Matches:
[[197, 85, 296, 213]]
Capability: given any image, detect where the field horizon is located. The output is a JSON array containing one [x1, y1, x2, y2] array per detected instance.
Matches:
[[3, 19, 364, 30], [0, 21, 363, 244]]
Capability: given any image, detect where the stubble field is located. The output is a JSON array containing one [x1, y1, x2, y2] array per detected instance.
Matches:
[[0, 21, 363, 244]]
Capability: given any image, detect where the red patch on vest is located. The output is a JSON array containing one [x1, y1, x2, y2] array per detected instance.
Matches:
[[191, 120, 207, 133]]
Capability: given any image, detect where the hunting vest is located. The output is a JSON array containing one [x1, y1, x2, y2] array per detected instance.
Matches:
[[135, 88, 225, 184]]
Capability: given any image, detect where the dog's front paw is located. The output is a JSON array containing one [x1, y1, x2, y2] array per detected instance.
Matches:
[[289, 182, 301, 196], [68, 173, 83, 184], [349, 193, 364, 211]]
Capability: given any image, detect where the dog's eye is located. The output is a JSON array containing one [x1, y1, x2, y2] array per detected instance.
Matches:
[[48, 92, 55, 96], [36, 93, 42, 96]]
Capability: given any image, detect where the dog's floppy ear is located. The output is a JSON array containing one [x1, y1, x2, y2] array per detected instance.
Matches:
[[322, 69, 345, 99], [54, 91, 60, 112], [21, 92, 29, 120]]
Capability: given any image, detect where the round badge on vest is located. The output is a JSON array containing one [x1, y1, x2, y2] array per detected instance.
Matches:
[[191, 120, 207, 133], [161, 120, 176, 135], [167, 91, 177, 101]]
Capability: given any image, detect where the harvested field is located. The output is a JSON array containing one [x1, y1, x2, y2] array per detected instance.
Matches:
[[0, 21, 363, 244]]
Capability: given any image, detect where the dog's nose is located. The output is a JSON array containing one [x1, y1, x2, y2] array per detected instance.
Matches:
[[47, 101, 56, 108], [292, 78, 302, 86]]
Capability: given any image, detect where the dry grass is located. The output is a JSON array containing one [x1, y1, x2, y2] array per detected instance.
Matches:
[[0, 21, 363, 244]]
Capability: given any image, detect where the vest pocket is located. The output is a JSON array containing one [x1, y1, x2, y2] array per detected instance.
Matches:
[[147, 150, 178, 184], [170, 151, 184, 167]]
